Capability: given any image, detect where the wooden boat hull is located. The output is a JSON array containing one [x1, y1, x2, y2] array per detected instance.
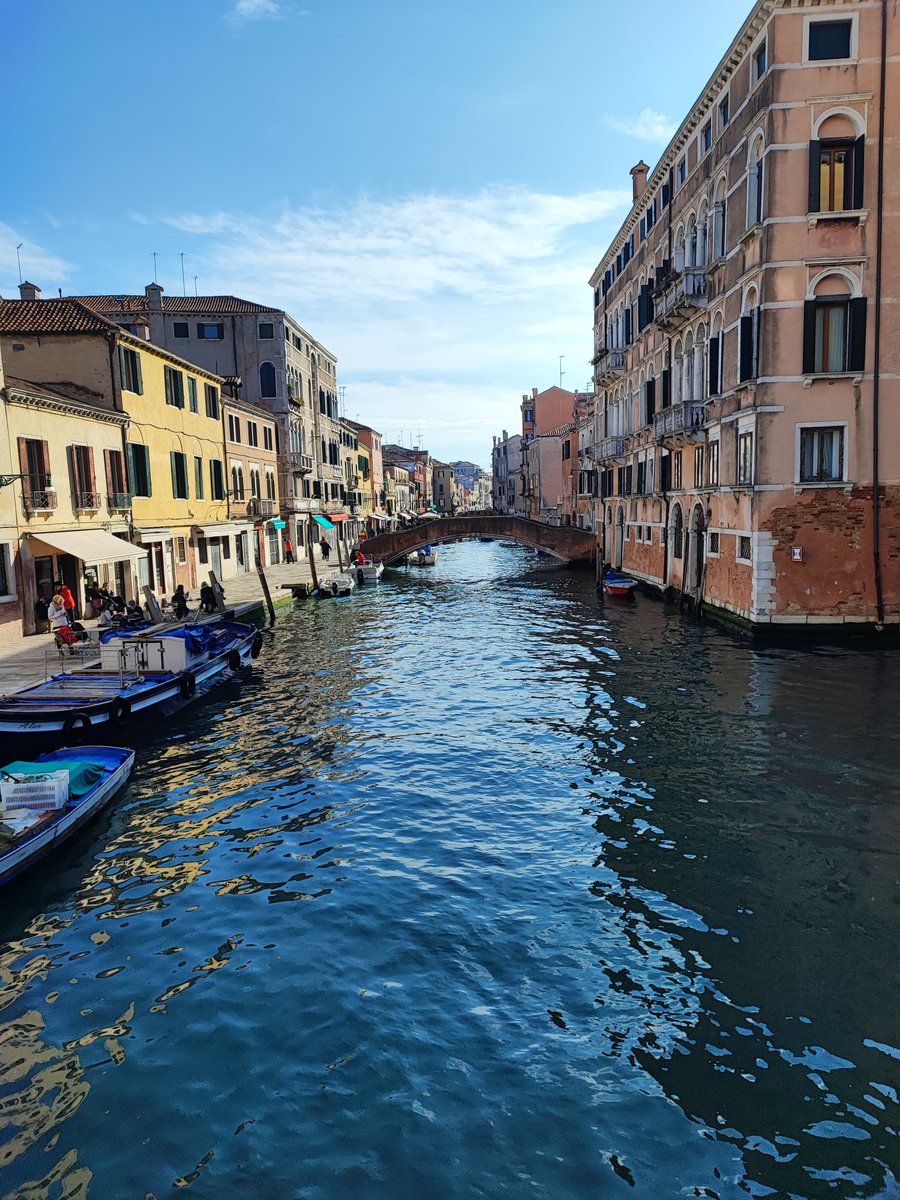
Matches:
[[604, 579, 638, 596], [0, 622, 261, 749], [0, 746, 135, 887]]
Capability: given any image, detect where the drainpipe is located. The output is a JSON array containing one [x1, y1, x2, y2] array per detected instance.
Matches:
[[871, 0, 887, 629]]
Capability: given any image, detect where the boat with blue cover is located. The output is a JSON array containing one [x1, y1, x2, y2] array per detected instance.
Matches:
[[0, 619, 263, 748], [0, 746, 135, 886]]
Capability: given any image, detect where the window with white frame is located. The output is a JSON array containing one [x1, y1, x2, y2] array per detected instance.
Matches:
[[807, 17, 854, 62], [737, 535, 752, 562], [753, 38, 767, 82], [803, 277, 866, 375], [747, 136, 764, 227], [737, 430, 754, 485], [708, 531, 720, 556], [798, 425, 845, 483]]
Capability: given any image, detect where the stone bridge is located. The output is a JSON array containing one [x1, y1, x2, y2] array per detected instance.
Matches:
[[363, 515, 597, 566]]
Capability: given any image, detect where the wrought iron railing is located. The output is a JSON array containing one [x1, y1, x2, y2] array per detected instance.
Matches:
[[74, 491, 102, 509], [107, 492, 133, 509]]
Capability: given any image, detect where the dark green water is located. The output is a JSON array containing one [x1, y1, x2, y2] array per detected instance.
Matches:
[[0, 542, 897, 1199]]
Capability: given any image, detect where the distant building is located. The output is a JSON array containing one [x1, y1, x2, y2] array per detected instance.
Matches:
[[431, 461, 457, 514], [491, 431, 523, 515]]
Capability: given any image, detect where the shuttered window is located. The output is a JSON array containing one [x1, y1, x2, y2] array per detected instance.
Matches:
[[127, 443, 152, 497], [171, 451, 189, 499], [164, 366, 185, 408], [119, 346, 143, 394], [808, 137, 864, 213], [802, 297, 866, 374]]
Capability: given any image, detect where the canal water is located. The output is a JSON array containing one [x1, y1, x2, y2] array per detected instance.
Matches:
[[0, 541, 897, 1200]]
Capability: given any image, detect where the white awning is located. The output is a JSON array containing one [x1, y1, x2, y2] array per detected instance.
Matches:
[[29, 530, 147, 564], [194, 523, 250, 538]]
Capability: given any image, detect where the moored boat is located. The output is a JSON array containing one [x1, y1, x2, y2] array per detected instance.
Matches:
[[408, 546, 437, 566], [318, 572, 356, 597], [0, 621, 262, 750], [603, 571, 639, 597], [0, 746, 135, 887], [354, 558, 384, 583]]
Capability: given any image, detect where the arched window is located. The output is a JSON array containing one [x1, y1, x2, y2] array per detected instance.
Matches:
[[708, 311, 725, 396], [266, 472, 276, 500], [810, 111, 866, 213], [672, 505, 684, 559], [712, 177, 728, 259], [686, 214, 698, 268], [231, 466, 244, 501], [683, 330, 695, 404], [739, 286, 762, 382], [747, 135, 765, 227], [697, 201, 709, 267], [693, 324, 707, 403], [673, 339, 684, 405], [673, 225, 685, 273], [803, 271, 866, 374], [259, 361, 276, 399]]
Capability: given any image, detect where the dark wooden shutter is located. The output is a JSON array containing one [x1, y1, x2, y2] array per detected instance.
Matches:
[[848, 297, 867, 372], [646, 377, 656, 422], [103, 449, 113, 500], [852, 135, 865, 209], [739, 316, 754, 382], [808, 140, 821, 212], [637, 286, 649, 331], [708, 336, 720, 396], [802, 301, 818, 374], [18, 437, 31, 502], [41, 441, 51, 488], [661, 368, 671, 408], [751, 307, 761, 378], [86, 447, 96, 497]]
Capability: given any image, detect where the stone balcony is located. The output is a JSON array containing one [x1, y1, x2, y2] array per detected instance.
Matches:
[[592, 348, 626, 385], [286, 451, 314, 474], [246, 498, 276, 518], [281, 496, 321, 514], [652, 268, 708, 331], [597, 435, 628, 461], [653, 402, 707, 441]]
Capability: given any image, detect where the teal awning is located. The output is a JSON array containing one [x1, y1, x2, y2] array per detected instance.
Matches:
[[313, 514, 335, 530]]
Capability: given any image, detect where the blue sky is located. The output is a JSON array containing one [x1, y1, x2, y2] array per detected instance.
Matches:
[[3, 0, 751, 464]]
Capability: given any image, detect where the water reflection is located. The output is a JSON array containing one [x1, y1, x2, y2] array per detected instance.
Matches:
[[0, 542, 897, 1199]]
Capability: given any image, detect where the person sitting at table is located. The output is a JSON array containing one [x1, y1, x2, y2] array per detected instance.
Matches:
[[125, 600, 144, 626]]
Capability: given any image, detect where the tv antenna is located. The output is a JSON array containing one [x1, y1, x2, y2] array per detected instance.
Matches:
[[559, 355, 565, 388], [179, 252, 187, 296], [152, 252, 159, 282], [15, 243, 23, 284]]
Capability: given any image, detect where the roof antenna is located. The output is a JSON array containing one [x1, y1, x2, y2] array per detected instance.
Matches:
[[152, 251, 159, 282], [179, 252, 186, 296], [15, 243, 23, 284]]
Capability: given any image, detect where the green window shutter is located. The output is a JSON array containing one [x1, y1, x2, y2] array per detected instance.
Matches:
[[135, 352, 143, 395], [848, 297, 867, 373], [802, 301, 818, 375], [171, 451, 177, 497], [143, 445, 152, 497]]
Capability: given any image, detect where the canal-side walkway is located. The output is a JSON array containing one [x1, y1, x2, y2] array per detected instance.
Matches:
[[0, 560, 320, 692]]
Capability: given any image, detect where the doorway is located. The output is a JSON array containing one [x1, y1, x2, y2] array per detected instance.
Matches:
[[209, 538, 223, 579], [614, 509, 625, 569]]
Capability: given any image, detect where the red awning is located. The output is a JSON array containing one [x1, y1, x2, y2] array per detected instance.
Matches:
[[328, 513, 350, 523]]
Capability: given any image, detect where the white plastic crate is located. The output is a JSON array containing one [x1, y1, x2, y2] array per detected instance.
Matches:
[[1, 770, 70, 814]]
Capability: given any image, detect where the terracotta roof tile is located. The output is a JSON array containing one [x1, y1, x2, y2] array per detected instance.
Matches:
[[0, 299, 122, 335], [70, 294, 278, 315]]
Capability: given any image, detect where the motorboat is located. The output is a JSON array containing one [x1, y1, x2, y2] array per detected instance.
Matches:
[[408, 547, 437, 566], [0, 621, 263, 749], [319, 572, 356, 597], [0, 745, 135, 886], [353, 558, 384, 583], [603, 570, 639, 597]]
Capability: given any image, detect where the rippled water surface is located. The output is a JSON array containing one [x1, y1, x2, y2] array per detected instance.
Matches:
[[1, 542, 898, 1199]]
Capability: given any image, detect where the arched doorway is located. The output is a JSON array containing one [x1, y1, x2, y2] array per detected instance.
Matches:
[[669, 503, 684, 588], [688, 503, 706, 594], [614, 507, 625, 569]]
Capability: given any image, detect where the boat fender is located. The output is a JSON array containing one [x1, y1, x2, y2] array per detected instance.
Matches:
[[109, 697, 131, 726], [227, 649, 242, 672], [251, 632, 263, 659], [62, 711, 91, 744], [180, 671, 197, 699], [331, 582, 338, 596]]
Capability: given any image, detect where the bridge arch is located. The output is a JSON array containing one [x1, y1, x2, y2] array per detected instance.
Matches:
[[362, 515, 595, 567]]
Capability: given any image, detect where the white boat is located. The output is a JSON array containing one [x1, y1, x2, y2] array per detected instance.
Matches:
[[0, 746, 135, 887], [408, 547, 437, 566], [319, 572, 356, 597], [355, 559, 383, 583]]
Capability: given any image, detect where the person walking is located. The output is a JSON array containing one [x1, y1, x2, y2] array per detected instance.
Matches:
[[55, 580, 76, 625], [284, 538, 295, 564], [319, 536, 330, 562], [172, 584, 190, 619]]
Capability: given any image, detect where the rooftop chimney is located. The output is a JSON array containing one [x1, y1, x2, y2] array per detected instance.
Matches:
[[145, 283, 164, 311], [19, 281, 41, 302], [630, 161, 650, 201]]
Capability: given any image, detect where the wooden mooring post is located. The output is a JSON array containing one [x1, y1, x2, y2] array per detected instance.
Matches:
[[255, 557, 277, 624], [306, 527, 320, 593]]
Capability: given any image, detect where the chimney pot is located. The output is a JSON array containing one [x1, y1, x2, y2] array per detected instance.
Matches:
[[19, 281, 41, 302], [145, 283, 164, 312], [630, 160, 650, 201]]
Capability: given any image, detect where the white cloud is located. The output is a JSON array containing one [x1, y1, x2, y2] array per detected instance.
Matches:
[[605, 108, 677, 144], [0, 223, 73, 296], [231, 0, 281, 18], [136, 185, 630, 463]]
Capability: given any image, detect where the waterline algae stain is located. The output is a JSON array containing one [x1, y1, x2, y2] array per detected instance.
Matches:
[[0, 542, 897, 1198]]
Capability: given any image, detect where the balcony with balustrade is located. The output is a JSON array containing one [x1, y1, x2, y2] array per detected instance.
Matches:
[[22, 478, 57, 514], [653, 402, 707, 441], [73, 491, 102, 511], [107, 491, 133, 511], [597, 435, 628, 462], [286, 450, 314, 474], [652, 268, 708, 331], [591, 347, 626, 385], [246, 497, 276, 518]]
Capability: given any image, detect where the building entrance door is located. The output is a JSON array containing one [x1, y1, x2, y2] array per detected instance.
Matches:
[[210, 539, 222, 579]]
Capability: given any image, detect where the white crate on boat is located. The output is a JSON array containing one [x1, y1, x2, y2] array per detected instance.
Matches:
[[1, 770, 70, 814]]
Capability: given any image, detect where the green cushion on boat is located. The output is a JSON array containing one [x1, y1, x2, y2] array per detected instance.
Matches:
[[1, 758, 106, 798]]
